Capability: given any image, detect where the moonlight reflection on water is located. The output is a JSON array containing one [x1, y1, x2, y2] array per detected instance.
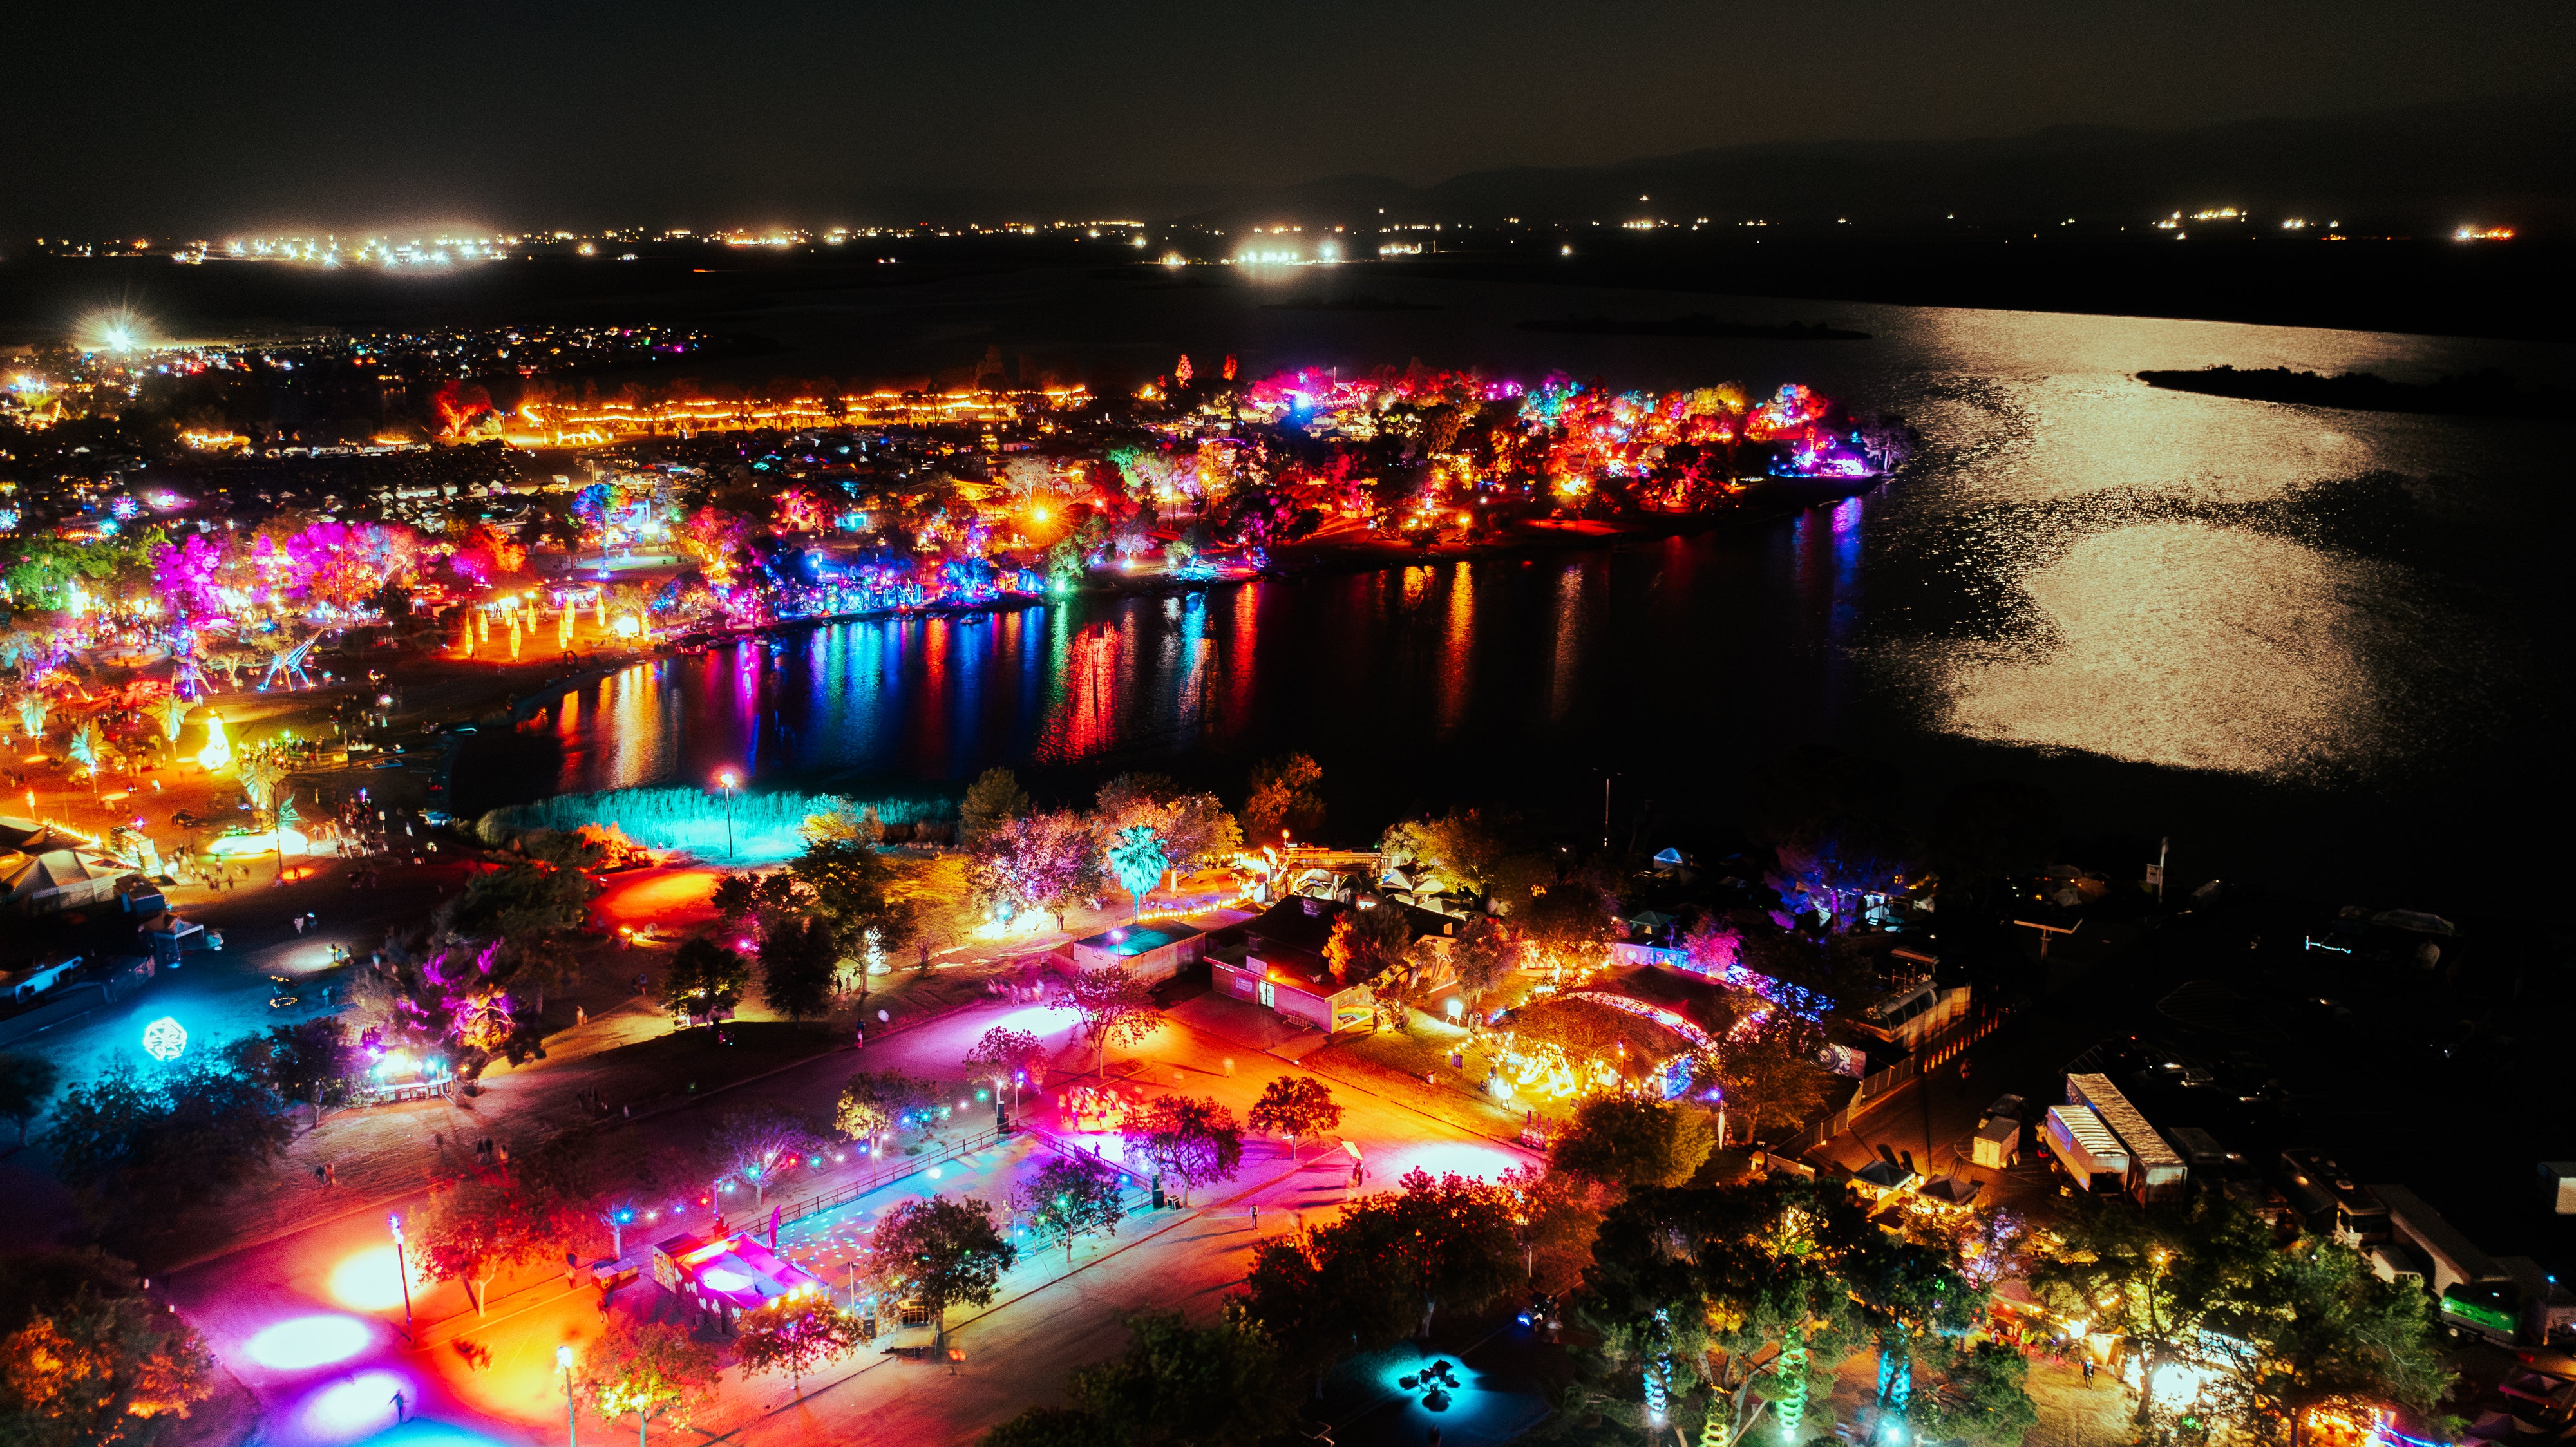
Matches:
[[1933, 522, 2385, 777]]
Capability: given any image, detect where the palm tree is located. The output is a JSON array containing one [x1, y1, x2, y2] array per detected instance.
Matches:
[[238, 752, 287, 813], [149, 694, 193, 747], [67, 721, 99, 776], [1107, 824, 1169, 920], [15, 694, 50, 740]]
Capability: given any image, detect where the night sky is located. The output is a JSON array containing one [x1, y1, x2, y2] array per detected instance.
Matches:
[[13, 0, 2573, 233]]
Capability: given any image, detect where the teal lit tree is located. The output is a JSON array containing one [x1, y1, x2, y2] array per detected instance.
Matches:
[[1107, 825, 1168, 919]]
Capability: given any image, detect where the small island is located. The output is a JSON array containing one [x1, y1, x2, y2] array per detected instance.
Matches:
[[1517, 313, 1871, 340], [2137, 365, 2576, 419]]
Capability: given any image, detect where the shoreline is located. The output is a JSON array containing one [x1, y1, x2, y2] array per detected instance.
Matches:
[[133, 469, 1891, 828], [451, 471, 1886, 726]]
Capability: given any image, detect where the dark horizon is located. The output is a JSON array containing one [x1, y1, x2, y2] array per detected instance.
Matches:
[[11, 0, 2574, 235]]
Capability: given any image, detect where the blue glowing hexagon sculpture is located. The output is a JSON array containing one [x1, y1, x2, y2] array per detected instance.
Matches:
[[141, 1016, 188, 1062]]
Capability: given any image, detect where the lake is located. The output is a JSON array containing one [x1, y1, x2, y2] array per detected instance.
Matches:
[[33, 254, 2568, 906]]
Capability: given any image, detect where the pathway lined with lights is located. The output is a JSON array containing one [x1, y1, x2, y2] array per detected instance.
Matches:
[[166, 990, 1542, 1447]]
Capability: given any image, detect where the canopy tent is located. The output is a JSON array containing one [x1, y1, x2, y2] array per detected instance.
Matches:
[[649, 1231, 825, 1317], [0, 817, 94, 855], [137, 911, 209, 964], [1, 846, 131, 914]]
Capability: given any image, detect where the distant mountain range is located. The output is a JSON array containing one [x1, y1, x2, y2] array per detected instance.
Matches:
[[1166, 91, 2576, 233]]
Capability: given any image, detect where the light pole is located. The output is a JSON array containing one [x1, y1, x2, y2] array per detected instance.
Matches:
[[389, 1213, 415, 1341], [557, 1344, 576, 1447], [717, 770, 739, 859]]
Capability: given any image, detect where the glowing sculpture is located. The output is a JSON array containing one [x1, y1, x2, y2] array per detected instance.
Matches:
[[196, 713, 232, 771], [142, 1016, 187, 1061]]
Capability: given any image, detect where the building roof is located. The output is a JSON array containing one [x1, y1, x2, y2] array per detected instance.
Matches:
[[1073, 922, 1203, 956], [2067, 1073, 2184, 1171], [2046, 1104, 2130, 1168]]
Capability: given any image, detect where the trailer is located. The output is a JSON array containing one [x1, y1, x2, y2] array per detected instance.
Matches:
[[2043, 1105, 2129, 1192], [2067, 1073, 2189, 1202]]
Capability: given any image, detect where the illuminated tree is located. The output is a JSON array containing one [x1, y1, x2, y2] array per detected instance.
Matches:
[[1496, 1164, 1608, 1295], [526, 1130, 701, 1262], [734, 1296, 864, 1397], [147, 696, 191, 748], [1334, 1168, 1521, 1341], [1106, 825, 1168, 918], [960, 1027, 1046, 1093], [756, 916, 842, 1025], [1066, 967, 1159, 1074], [658, 937, 752, 1024], [981, 1407, 1123, 1447], [677, 506, 755, 587], [1321, 906, 1408, 987], [1121, 1095, 1243, 1205], [769, 487, 828, 536], [2199, 1237, 2452, 1447], [67, 721, 99, 777], [147, 533, 229, 619], [438, 858, 596, 941], [1242, 753, 1323, 843], [1511, 875, 1622, 972], [1681, 916, 1744, 976], [1061, 1309, 1298, 1447], [969, 811, 1101, 929], [15, 694, 51, 741], [959, 766, 1030, 846], [41, 1059, 294, 1226], [2027, 1194, 2271, 1425], [861, 1195, 1016, 1349], [1915, 1341, 2041, 1446], [1449, 916, 1515, 1008], [0, 1051, 62, 1148], [999, 455, 1061, 507], [1842, 1225, 1981, 1433], [1585, 1177, 1868, 1447], [1245, 1075, 1341, 1162], [417, 1169, 566, 1314], [708, 1103, 829, 1205], [1235, 1229, 1413, 1392], [0, 1252, 214, 1447], [1010, 1153, 1127, 1264], [1549, 1097, 1716, 1192], [833, 1070, 940, 1140], [235, 753, 285, 813], [222, 1018, 358, 1131], [786, 838, 918, 954], [1705, 1006, 1837, 1145], [583, 1318, 723, 1447]]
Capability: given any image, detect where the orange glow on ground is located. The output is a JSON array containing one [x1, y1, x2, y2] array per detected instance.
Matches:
[[326, 1244, 411, 1310]]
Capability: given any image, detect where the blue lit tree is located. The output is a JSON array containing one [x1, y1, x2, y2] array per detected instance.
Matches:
[[1107, 825, 1168, 919]]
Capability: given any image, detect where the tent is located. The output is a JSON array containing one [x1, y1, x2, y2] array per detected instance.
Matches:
[[0, 846, 130, 914]]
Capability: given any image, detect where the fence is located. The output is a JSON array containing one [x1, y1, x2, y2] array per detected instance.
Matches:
[[760, 1122, 1010, 1231], [1770, 1003, 2014, 1160]]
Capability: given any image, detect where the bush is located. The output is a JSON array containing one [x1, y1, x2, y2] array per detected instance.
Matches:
[[476, 787, 954, 862]]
